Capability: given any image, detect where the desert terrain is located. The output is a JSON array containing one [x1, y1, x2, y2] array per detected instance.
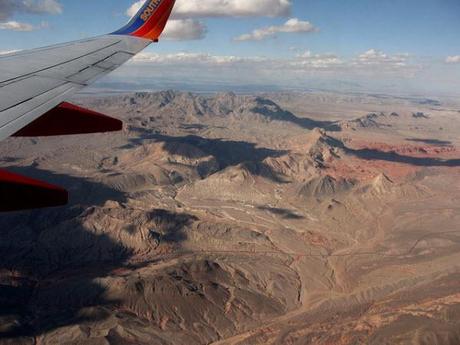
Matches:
[[0, 90, 459, 345]]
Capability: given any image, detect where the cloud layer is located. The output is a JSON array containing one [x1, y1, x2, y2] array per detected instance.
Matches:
[[104, 48, 423, 93], [129, 49, 413, 75], [234, 18, 318, 41]]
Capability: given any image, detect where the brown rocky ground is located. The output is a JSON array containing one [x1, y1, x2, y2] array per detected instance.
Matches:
[[0, 91, 459, 345]]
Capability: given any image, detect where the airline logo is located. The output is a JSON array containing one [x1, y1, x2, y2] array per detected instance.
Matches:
[[140, 0, 162, 22]]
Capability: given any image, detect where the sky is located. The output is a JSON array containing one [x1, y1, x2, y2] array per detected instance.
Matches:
[[0, 0, 460, 95]]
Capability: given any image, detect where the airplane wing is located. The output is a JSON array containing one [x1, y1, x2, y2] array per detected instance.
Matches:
[[0, 0, 176, 212]]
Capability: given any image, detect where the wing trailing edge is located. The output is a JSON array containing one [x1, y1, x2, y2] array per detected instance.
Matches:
[[2, 102, 122, 212], [112, 0, 176, 41], [13, 102, 123, 137]]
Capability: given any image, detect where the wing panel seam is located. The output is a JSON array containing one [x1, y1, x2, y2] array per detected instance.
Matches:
[[0, 40, 123, 85]]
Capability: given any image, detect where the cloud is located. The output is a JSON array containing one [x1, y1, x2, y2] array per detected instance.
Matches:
[[446, 56, 460, 64], [234, 18, 318, 41], [130, 51, 345, 74], [293, 51, 343, 68], [103, 49, 430, 93], [130, 51, 341, 70], [0, 49, 20, 55], [0, 20, 48, 31], [125, 49, 418, 82], [132, 52, 261, 65], [126, 1, 141, 17], [349, 49, 420, 79], [127, 0, 291, 19], [0, 0, 62, 21], [130, 50, 415, 73], [0, 0, 60, 33], [173, 0, 291, 18], [126, 0, 293, 41], [355, 49, 409, 67], [0, 20, 34, 31], [163, 19, 206, 40]]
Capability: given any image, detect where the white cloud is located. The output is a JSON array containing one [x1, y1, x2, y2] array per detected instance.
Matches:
[[0, 0, 62, 21], [0, 0, 60, 32], [163, 19, 206, 40], [0, 20, 48, 31], [446, 56, 460, 64], [126, 49, 419, 80], [127, 0, 291, 19], [104, 49, 431, 93], [132, 52, 259, 65], [348, 49, 420, 79], [126, 0, 292, 41], [0, 21, 34, 31], [0, 49, 20, 55], [126, 0, 144, 17], [355, 49, 409, 67], [131, 51, 343, 73], [173, 0, 291, 18], [293, 51, 343, 68], [234, 18, 317, 41]]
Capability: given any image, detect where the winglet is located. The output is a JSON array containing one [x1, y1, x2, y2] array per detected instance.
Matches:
[[0, 169, 68, 212], [112, 0, 176, 41]]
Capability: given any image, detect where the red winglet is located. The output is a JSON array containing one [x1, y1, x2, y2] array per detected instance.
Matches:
[[0, 169, 68, 212]]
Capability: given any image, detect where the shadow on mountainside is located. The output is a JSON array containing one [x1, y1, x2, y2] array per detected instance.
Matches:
[[310, 133, 460, 168], [0, 167, 193, 340], [4, 165, 126, 207], [250, 97, 342, 132], [257, 206, 304, 220], [346, 147, 460, 167], [145, 209, 198, 245], [123, 130, 291, 183], [405, 138, 453, 147], [0, 167, 129, 339]]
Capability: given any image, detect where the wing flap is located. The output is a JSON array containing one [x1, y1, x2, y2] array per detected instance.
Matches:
[[13, 102, 122, 137]]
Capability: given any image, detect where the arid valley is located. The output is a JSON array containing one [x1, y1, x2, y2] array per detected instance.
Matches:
[[1, 90, 460, 345]]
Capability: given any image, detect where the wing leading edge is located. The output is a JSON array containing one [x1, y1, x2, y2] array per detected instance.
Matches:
[[0, 0, 176, 211]]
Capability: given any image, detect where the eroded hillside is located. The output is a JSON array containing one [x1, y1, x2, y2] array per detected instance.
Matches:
[[1, 91, 459, 345]]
